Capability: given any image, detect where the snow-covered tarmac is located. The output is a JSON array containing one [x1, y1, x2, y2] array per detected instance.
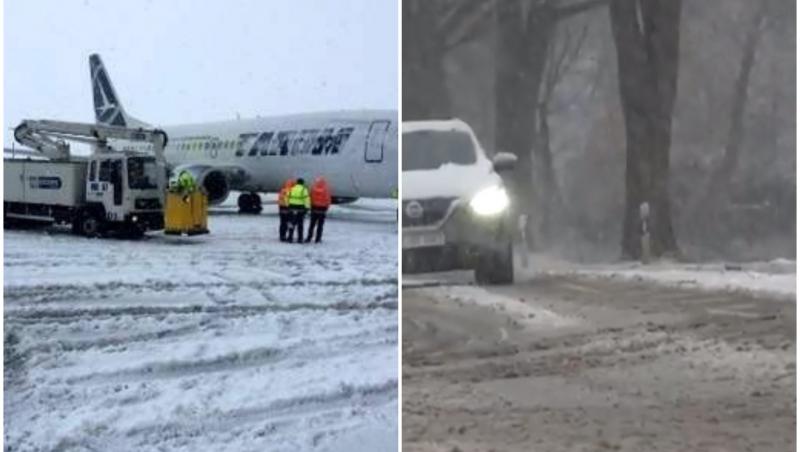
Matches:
[[4, 199, 398, 451]]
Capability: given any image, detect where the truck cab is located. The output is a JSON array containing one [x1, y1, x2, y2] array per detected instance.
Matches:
[[82, 152, 165, 235]]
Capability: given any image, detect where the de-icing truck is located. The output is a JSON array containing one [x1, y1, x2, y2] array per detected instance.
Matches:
[[4, 120, 168, 237]]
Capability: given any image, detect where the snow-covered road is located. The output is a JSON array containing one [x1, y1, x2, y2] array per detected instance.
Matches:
[[4, 199, 398, 451], [403, 274, 794, 452]]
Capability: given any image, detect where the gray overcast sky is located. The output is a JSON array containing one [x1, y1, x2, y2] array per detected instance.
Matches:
[[4, 0, 398, 146]]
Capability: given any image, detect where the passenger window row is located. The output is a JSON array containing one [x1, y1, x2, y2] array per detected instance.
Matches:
[[169, 139, 235, 152]]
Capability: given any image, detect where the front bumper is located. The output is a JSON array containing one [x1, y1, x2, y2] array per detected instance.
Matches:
[[402, 198, 511, 270], [125, 211, 164, 231]]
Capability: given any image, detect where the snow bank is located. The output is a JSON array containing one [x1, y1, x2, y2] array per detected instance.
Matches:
[[427, 285, 577, 328], [530, 256, 796, 301]]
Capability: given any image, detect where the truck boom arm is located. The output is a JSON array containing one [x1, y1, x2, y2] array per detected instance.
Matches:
[[14, 119, 168, 162]]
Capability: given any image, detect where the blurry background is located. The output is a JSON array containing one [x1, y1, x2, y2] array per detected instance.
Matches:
[[403, 0, 795, 262], [4, 0, 398, 145]]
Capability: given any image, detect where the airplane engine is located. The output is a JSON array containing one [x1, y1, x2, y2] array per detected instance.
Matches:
[[173, 165, 230, 205]]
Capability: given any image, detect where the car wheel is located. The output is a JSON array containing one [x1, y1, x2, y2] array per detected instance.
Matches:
[[475, 241, 514, 285]]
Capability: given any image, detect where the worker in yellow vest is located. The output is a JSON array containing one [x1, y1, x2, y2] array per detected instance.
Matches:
[[169, 170, 197, 203], [278, 178, 295, 241], [286, 177, 311, 243]]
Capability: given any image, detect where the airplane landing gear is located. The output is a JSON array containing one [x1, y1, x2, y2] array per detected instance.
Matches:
[[237, 192, 262, 214]]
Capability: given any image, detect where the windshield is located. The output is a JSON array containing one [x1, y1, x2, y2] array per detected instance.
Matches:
[[402, 130, 476, 171], [128, 157, 159, 190]]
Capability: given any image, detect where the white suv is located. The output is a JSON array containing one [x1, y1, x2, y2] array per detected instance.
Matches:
[[402, 119, 517, 284]]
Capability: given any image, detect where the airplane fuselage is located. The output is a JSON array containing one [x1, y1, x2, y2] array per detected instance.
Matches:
[[120, 110, 398, 199]]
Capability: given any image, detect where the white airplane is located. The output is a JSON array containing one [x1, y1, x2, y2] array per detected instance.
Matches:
[[89, 54, 397, 213]]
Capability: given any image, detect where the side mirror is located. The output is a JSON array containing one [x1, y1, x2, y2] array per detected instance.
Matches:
[[492, 152, 517, 172]]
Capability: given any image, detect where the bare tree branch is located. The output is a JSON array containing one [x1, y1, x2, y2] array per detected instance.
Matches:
[[554, 0, 609, 20], [445, 1, 496, 50], [540, 22, 589, 112]]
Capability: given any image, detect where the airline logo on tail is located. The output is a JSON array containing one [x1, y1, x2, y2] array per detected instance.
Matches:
[[89, 54, 128, 127]]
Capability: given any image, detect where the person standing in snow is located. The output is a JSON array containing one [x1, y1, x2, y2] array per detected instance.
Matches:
[[306, 177, 332, 243], [278, 178, 295, 241], [286, 177, 311, 243]]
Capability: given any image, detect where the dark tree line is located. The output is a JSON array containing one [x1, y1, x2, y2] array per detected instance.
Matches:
[[403, 0, 791, 260]]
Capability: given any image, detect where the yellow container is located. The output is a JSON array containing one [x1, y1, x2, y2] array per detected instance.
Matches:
[[164, 191, 209, 235]]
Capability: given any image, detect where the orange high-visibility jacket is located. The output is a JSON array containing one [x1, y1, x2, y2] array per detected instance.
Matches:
[[278, 179, 296, 208], [310, 177, 332, 209]]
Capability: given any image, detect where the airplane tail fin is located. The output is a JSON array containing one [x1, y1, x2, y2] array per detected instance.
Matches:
[[89, 54, 150, 128]]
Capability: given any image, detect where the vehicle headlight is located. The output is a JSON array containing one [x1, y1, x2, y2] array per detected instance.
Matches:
[[470, 185, 509, 216]]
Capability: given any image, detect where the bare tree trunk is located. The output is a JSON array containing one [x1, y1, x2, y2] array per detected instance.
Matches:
[[706, 3, 768, 197], [610, 0, 681, 259], [403, 0, 496, 120], [495, 4, 555, 250], [403, 1, 451, 119], [533, 102, 566, 242]]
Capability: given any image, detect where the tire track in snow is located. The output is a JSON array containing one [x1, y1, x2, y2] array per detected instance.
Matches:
[[57, 327, 397, 385], [4, 276, 398, 301], [16, 323, 201, 355], [6, 299, 397, 324], [124, 379, 398, 447]]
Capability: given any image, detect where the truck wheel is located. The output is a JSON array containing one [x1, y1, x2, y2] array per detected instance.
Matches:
[[122, 223, 145, 239], [79, 214, 100, 238], [475, 242, 514, 285]]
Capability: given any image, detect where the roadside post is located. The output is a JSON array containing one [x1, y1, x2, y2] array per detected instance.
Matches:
[[518, 213, 529, 268], [640, 202, 651, 264]]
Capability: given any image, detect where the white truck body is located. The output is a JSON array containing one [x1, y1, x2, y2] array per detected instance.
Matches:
[[4, 159, 87, 209], [4, 153, 165, 236]]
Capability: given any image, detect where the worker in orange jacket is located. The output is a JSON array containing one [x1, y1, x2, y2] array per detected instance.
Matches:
[[278, 178, 295, 241], [306, 177, 332, 243]]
